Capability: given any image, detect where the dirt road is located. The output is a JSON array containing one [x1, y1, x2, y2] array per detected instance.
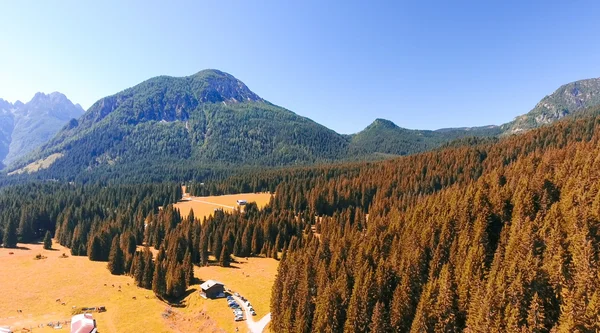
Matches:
[[232, 296, 271, 333]]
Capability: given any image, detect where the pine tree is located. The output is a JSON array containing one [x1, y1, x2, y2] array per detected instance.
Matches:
[[18, 209, 36, 243], [584, 291, 600, 331], [3, 218, 18, 248], [233, 235, 242, 257], [183, 250, 194, 285], [107, 235, 124, 275], [220, 245, 230, 267], [188, 208, 195, 223], [251, 226, 262, 255], [199, 229, 209, 266], [87, 235, 103, 261], [142, 247, 154, 289], [370, 301, 392, 333], [344, 267, 373, 333], [43, 230, 52, 250], [313, 283, 345, 333], [152, 256, 166, 297], [133, 252, 145, 286], [241, 223, 252, 257], [527, 293, 546, 333]]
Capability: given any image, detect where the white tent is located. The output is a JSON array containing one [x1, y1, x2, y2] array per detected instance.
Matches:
[[71, 313, 97, 333]]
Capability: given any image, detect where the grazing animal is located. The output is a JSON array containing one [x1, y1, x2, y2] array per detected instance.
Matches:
[[104, 284, 107, 286], [55, 298, 60, 302], [61, 302, 66, 306], [118, 290, 121, 292], [145, 295, 149, 299], [132, 296, 136, 300]]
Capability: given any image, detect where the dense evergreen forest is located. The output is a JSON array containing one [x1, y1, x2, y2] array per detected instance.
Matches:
[[2, 109, 600, 331], [262, 114, 600, 332], [189, 111, 600, 332]]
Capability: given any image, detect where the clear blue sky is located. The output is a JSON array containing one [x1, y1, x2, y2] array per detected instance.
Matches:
[[1, 1, 600, 133]]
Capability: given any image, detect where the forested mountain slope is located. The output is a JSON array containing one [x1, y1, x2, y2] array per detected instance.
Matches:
[[8, 70, 500, 182], [348, 118, 500, 156], [263, 110, 600, 332], [6, 72, 600, 187], [15, 70, 349, 174]]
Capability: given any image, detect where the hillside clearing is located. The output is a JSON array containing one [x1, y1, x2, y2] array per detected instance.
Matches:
[[8, 153, 64, 175], [174, 192, 272, 219]]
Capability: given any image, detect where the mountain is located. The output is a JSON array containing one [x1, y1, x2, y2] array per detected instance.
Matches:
[[349, 119, 500, 156], [0, 99, 14, 169], [8, 71, 600, 183], [503, 77, 600, 133], [0, 93, 84, 168], [15, 70, 349, 178]]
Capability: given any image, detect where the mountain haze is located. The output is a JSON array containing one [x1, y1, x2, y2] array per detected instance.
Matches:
[[0, 93, 83, 168]]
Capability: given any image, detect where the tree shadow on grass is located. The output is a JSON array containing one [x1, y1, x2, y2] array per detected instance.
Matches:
[[165, 288, 198, 307], [204, 261, 241, 269]]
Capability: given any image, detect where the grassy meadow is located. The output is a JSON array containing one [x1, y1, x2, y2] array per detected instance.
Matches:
[[174, 192, 272, 219], [0, 241, 278, 333]]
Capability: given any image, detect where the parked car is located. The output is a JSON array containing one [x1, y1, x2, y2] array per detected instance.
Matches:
[[250, 308, 257, 316], [234, 315, 244, 321]]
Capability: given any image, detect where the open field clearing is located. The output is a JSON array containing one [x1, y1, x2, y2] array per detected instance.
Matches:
[[186, 255, 278, 333], [0, 242, 277, 333], [7, 153, 64, 175], [175, 192, 272, 219], [0, 242, 174, 333]]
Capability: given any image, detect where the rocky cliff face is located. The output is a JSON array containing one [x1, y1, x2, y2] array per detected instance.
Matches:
[[504, 78, 600, 133]]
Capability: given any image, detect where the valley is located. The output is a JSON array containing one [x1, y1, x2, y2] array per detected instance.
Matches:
[[3, 1, 600, 332]]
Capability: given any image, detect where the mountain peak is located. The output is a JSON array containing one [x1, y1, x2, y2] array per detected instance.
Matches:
[[188, 69, 263, 103], [31, 91, 70, 104], [368, 118, 399, 129], [505, 77, 600, 133], [0, 98, 12, 111]]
